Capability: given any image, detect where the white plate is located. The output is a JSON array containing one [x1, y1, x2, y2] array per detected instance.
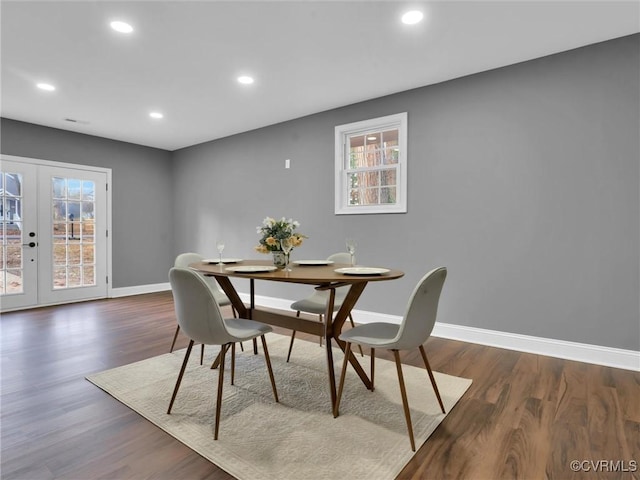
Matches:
[[203, 258, 243, 264], [293, 260, 334, 266], [334, 267, 391, 276], [225, 265, 278, 273]]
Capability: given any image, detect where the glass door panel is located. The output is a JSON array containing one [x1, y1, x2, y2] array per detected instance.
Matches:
[[0, 160, 38, 310], [38, 166, 106, 306], [51, 177, 97, 289]]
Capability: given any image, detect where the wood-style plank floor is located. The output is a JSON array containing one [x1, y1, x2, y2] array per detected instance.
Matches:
[[1, 292, 638, 479]]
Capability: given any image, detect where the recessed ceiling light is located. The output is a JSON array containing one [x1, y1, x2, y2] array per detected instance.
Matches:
[[401, 10, 424, 25], [367, 136, 377, 141], [36, 83, 56, 91], [149, 112, 164, 119], [237, 75, 255, 85], [110, 21, 133, 34]]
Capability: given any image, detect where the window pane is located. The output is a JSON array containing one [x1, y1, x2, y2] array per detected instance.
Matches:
[[361, 187, 379, 205], [348, 188, 360, 206], [68, 244, 81, 265], [68, 179, 81, 200], [5, 173, 22, 197], [68, 266, 81, 287], [54, 244, 66, 265], [54, 266, 67, 289], [5, 269, 23, 293], [53, 223, 67, 242], [381, 169, 396, 186], [53, 201, 67, 221], [6, 245, 21, 268], [83, 244, 94, 264], [82, 181, 95, 201], [67, 202, 81, 222], [381, 187, 396, 204], [82, 221, 95, 243], [52, 177, 66, 198], [83, 266, 95, 286], [69, 222, 81, 240], [81, 201, 94, 220]]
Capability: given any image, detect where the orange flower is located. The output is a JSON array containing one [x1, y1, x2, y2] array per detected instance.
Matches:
[[265, 236, 278, 246]]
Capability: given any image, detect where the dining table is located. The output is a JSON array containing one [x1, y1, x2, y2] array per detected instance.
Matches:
[[190, 259, 404, 412]]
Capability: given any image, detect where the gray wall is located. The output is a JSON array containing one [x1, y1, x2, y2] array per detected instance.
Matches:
[[172, 34, 639, 351], [0, 119, 174, 288]]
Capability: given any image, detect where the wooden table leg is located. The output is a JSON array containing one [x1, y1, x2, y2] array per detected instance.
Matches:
[[208, 275, 247, 369], [331, 282, 373, 391], [324, 288, 337, 409]]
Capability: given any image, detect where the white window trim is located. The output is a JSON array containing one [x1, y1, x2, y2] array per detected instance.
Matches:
[[335, 112, 408, 215]]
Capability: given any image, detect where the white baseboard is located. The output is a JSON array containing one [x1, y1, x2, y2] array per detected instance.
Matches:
[[110, 282, 170, 298], [239, 293, 640, 372]]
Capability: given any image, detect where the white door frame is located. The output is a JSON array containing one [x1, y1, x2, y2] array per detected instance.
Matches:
[[1, 154, 112, 310]]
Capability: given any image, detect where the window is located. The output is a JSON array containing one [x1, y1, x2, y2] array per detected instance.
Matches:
[[335, 112, 407, 215]]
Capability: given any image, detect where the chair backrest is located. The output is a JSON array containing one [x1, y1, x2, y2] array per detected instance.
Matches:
[[393, 267, 447, 350], [168, 267, 234, 345], [327, 252, 350, 265], [327, 252, 351, 303], [174, 252, 204, 268], [174, 252, 221, 293]]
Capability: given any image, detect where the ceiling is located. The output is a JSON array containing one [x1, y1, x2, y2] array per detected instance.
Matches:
[[2, 1, 638, 151]]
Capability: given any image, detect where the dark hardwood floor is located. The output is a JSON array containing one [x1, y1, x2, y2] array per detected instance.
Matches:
[[1, 292, 638, 479]]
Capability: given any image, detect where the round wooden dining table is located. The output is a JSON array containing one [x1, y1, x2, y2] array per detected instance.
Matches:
[[190, 259, 404, 412]]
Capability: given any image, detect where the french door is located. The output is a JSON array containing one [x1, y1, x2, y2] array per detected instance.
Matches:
[[1, 157, 110, 311]]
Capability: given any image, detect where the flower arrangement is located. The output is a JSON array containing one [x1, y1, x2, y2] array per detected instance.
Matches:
[[255, 217, 306, 253]]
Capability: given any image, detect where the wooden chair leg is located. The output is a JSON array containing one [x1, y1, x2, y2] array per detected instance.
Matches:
[[170, 325, 180, 352], [260, 335, 279, 403], [214, 343, 229, 440], [239, 342, 244, 352], [210, 350, 221, 369], [333, 342, 352, 418], [286, 330, 296, 363], [287, 311, 303, 362], [348, 314, 364, 357], [200, 344, 204, 365], [318, 314, 323, 346], [370, 348, 375, 391], [253, 338, 258, 355], [231, 343, 236, 385], [419, 345, 446, 414], [393, 350, 416, 452], [167, 339, 194, 414]]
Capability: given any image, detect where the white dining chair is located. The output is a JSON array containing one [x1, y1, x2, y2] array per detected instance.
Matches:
[[333, 267, 448, 451], [170, 253, 237, 356], [286, 252, 363, 362], [167, 267, 279, 440]]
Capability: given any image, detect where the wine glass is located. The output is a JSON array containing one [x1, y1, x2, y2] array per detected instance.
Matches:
[[216, 239, 225, 265], [281, 237, 294, 272], [346, 238, 357, 267]]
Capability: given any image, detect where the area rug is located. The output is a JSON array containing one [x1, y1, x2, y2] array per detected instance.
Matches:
[[86, 333, 472, 480]]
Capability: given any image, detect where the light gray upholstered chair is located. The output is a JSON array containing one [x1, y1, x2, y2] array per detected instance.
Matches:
[[170, 253, 237, 354], [333, 267, 448, 451], [167, 267, 279, 440], [286, 252, 362, 362]]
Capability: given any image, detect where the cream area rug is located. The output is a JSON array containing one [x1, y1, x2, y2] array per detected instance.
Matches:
[[86, 333, 472, 480]]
